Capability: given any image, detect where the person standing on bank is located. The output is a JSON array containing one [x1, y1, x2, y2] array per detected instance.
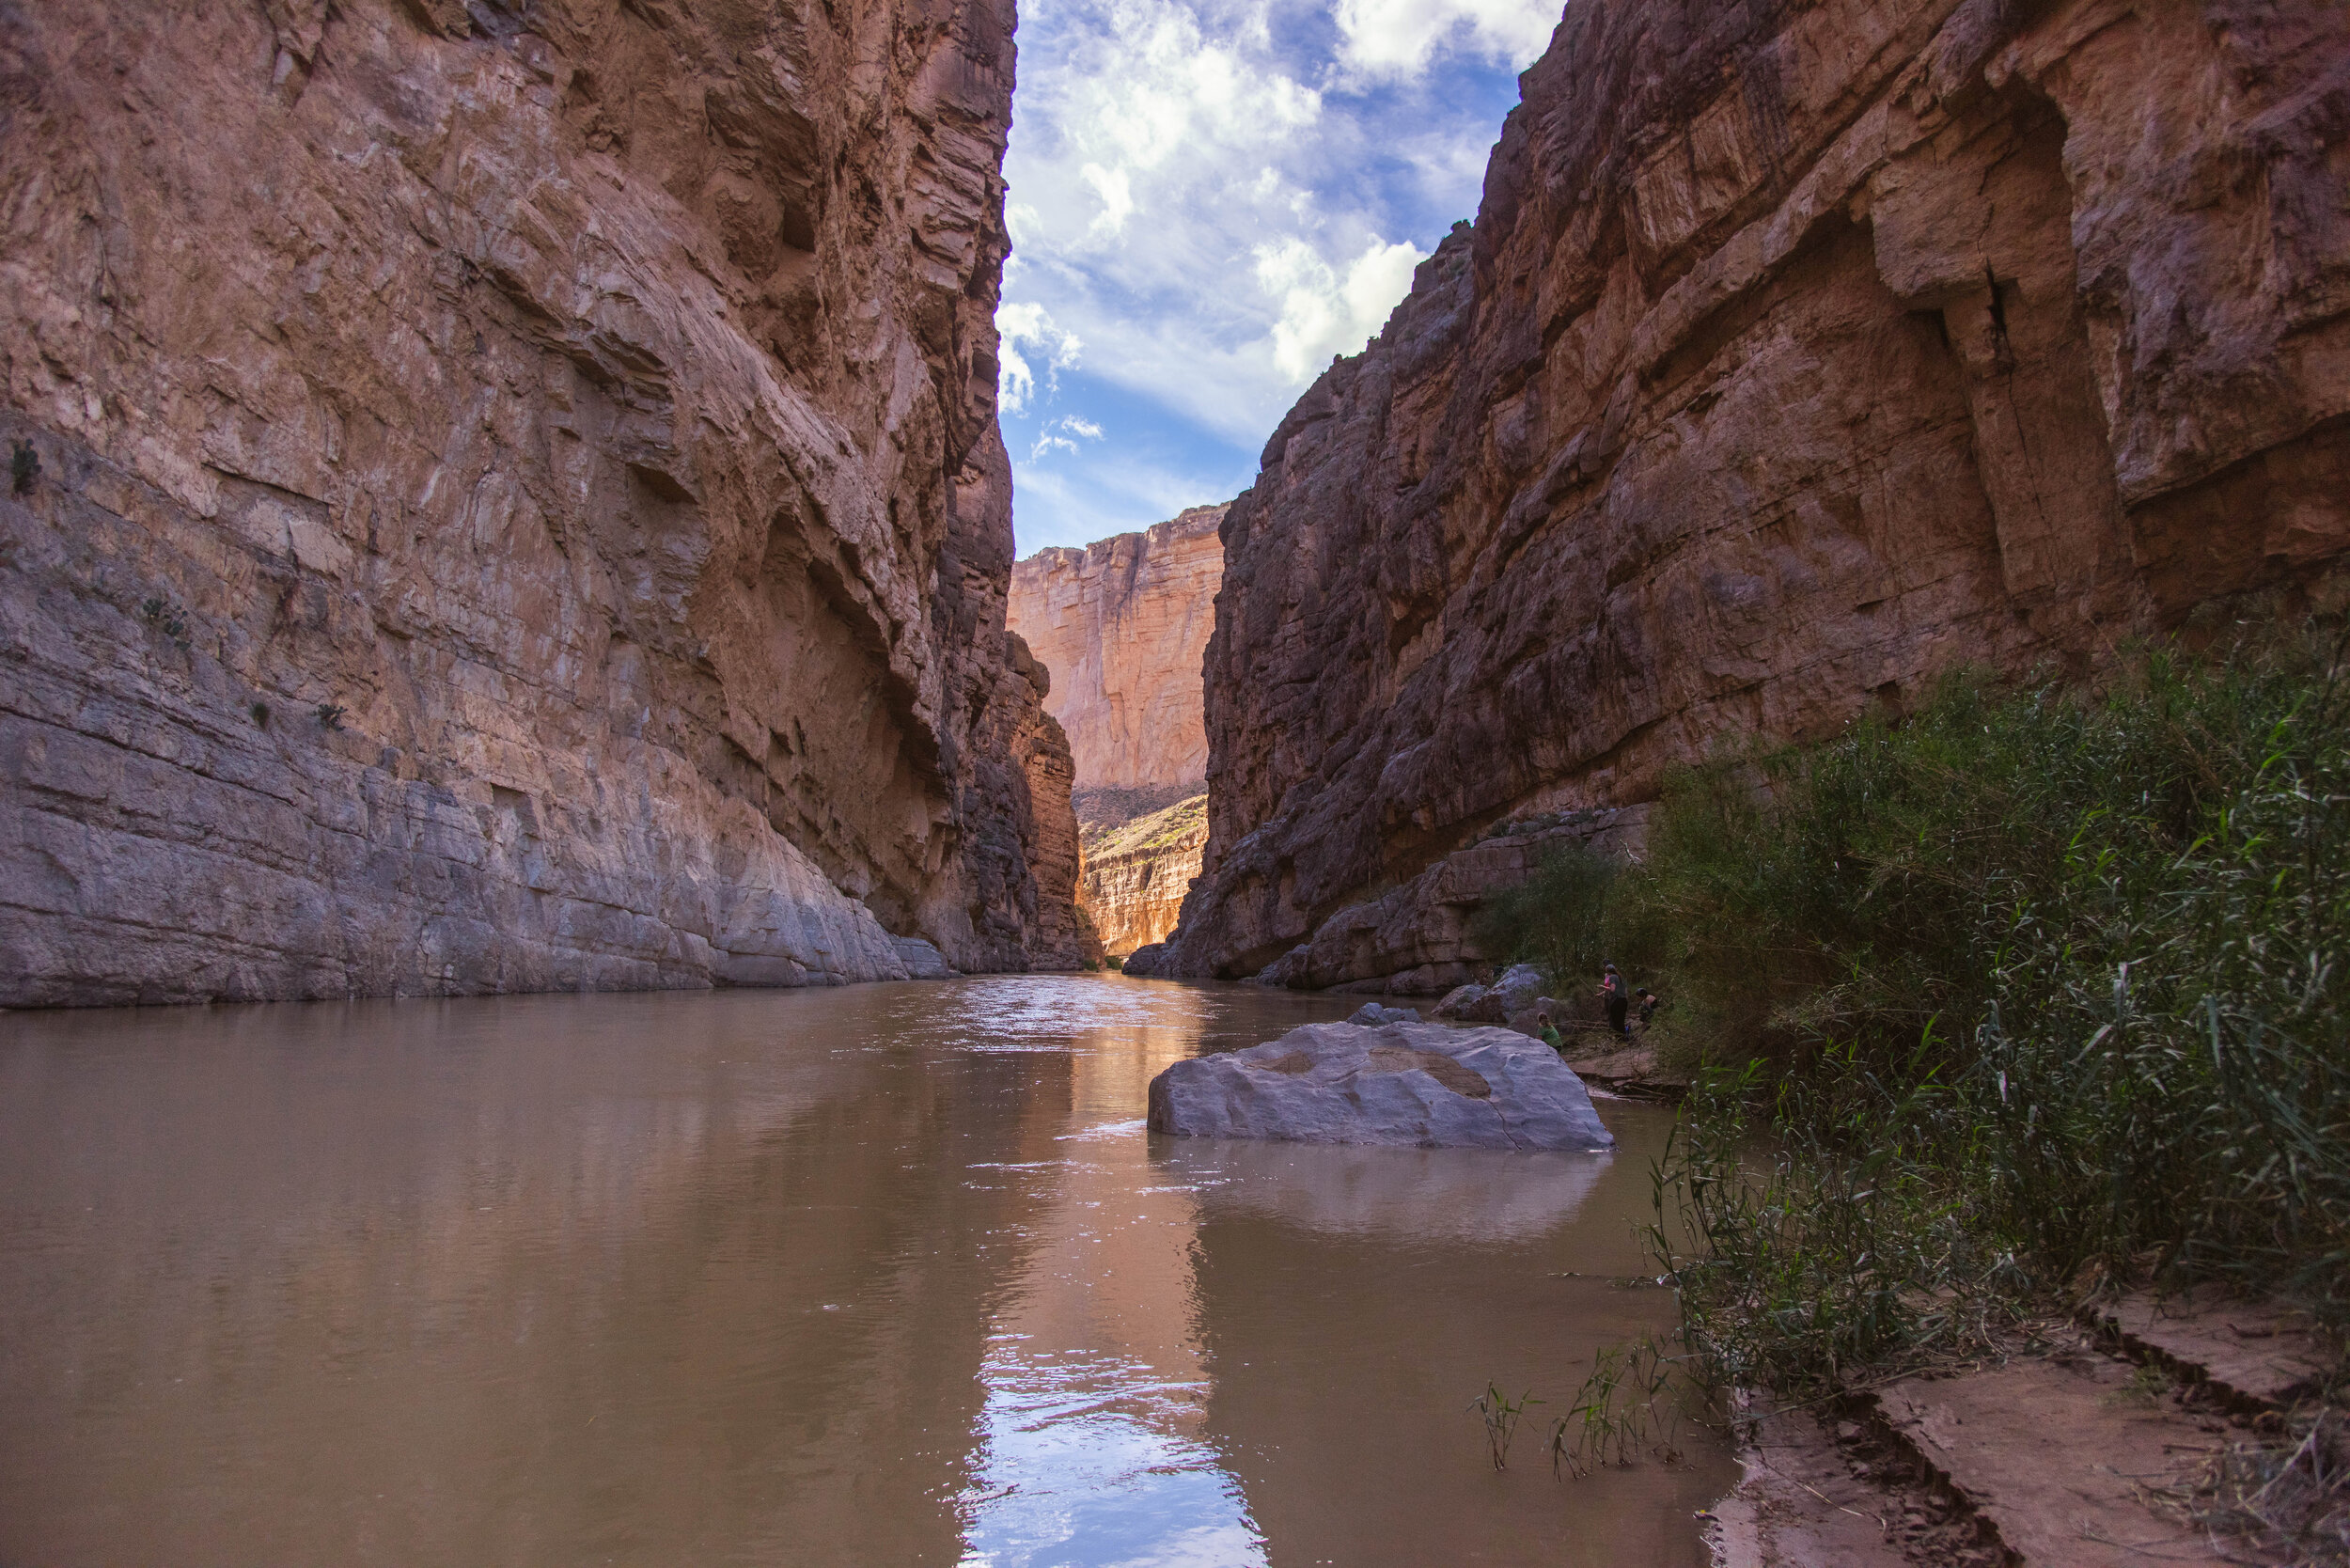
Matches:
[[1597, 964, 1629, 1037]]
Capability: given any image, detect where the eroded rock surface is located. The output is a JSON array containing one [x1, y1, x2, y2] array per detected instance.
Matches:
[[0, 0, 1083, 1004], [1078, 792, 1206, 957], [1147, 1021, 1615, 1151], [1165, 0, 2350, 982], [1008, 503, 1227, 792]]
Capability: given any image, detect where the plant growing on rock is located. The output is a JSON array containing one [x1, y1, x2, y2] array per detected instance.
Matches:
[[137, 595, 191, 651], [9, 440, 38, 495], [315, 702, 346, 730]]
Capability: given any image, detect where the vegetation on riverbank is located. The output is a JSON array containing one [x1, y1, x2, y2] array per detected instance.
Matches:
[[1486, 628, 2350, 1394]]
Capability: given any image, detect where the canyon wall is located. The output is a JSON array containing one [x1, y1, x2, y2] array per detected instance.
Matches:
[[1007, 503, 1226, 792], [1164, 0, 2350, 984], [1080, 793, 1207, 956], [0, 0, 1084, 1005]]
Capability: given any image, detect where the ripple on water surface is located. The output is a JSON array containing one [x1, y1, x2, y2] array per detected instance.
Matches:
[[0, 975, 1731, 1566]]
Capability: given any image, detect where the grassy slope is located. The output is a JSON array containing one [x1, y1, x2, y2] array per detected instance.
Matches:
[[1083, 792, 1208, 863]]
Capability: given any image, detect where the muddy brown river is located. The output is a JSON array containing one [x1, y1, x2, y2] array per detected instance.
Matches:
[[0, 975, 1733, 1565]]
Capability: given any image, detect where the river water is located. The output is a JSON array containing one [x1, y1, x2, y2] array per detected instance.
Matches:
[[0, 975, 1732, 1566]]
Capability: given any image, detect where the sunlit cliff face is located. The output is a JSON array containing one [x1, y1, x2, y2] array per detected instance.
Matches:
[[1009, 505, 1225, 792]]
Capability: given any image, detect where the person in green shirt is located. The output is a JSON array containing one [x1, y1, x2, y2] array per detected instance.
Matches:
[[1535, 1011, 1564, 1053]]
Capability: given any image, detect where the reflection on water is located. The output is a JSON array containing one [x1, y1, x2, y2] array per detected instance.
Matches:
[[1153, 1139, 1613, 1244], [0, 976, 1731, 1566]]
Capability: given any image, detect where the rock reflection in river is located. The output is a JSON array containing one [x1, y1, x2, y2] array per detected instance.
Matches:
[[1152, 1137, 1611, 1242], [1162, 1116, 1718, 1568]]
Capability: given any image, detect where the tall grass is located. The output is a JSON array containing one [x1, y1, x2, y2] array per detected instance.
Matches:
[[1492, 632, 2350, 1390]]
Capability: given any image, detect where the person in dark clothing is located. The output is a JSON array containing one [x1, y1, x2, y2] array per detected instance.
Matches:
[[1535, 1011, 1564, 1053], [1636, 987, 1661, 1027], [1597, 964, 1629, 1036]]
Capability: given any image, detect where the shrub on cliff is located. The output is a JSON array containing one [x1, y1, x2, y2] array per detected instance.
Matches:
[[1484, 631, 2350, 1387]]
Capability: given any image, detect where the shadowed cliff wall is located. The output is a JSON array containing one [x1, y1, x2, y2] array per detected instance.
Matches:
[[1167, 0, 2350, 983], [0, 0, 1082, 1003]]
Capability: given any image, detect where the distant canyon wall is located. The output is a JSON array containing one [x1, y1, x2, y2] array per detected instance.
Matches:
[[1166, 0, 2350, 984], [1081, 793, 1207, 957], [0, 0, 1083, 1005], [1008, 504, 1226, 792], [1009, 505, 1226, 957]]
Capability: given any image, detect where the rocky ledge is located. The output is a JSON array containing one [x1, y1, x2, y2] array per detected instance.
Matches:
[[1146, 1021, 1615, 1152]]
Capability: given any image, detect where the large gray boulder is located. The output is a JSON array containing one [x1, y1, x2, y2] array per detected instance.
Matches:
[[1432, 963, 1549, 1024], [1432, 981, 1490, 1019], [1147, 1021, 1615, 1151], [1491, 962, 1547, 1014]]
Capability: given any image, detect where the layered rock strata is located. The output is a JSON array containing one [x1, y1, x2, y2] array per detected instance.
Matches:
[[1167, 0, 2350, 983], [1008, 503, 1226, 792], [1078, 792, 1206, 956], [0, 0, 1081, 1005]]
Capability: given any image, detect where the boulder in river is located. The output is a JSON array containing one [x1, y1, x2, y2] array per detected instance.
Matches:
[[1147, 1021, 1614, 1151], [1431, 981, 1489, 1019], [1491, 963, 1547, 1013], [1347, 1002, 1420, 1026]]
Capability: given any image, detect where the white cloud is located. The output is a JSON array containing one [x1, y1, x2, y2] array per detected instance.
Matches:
[[1028, 415, 1109, 461], [1254, 236, 1427, 383], [1331, 0, 1559, 79], [1081, 162, 1136, 234], [995, 0, 1540, 548], [1012, 447, 1251, 551], [996, 301, 1085, 415], [995, 0, 1530, 413]]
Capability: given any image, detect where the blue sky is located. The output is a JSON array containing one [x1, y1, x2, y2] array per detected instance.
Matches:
[[997, 0, 1562, 555]]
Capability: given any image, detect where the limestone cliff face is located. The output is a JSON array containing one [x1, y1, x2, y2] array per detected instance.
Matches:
[[1080, 793, 1206, 956], [1007, 504, 1226, 792], [0, 0, 1084, 1004], [1168, 0, 2350, 982]]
